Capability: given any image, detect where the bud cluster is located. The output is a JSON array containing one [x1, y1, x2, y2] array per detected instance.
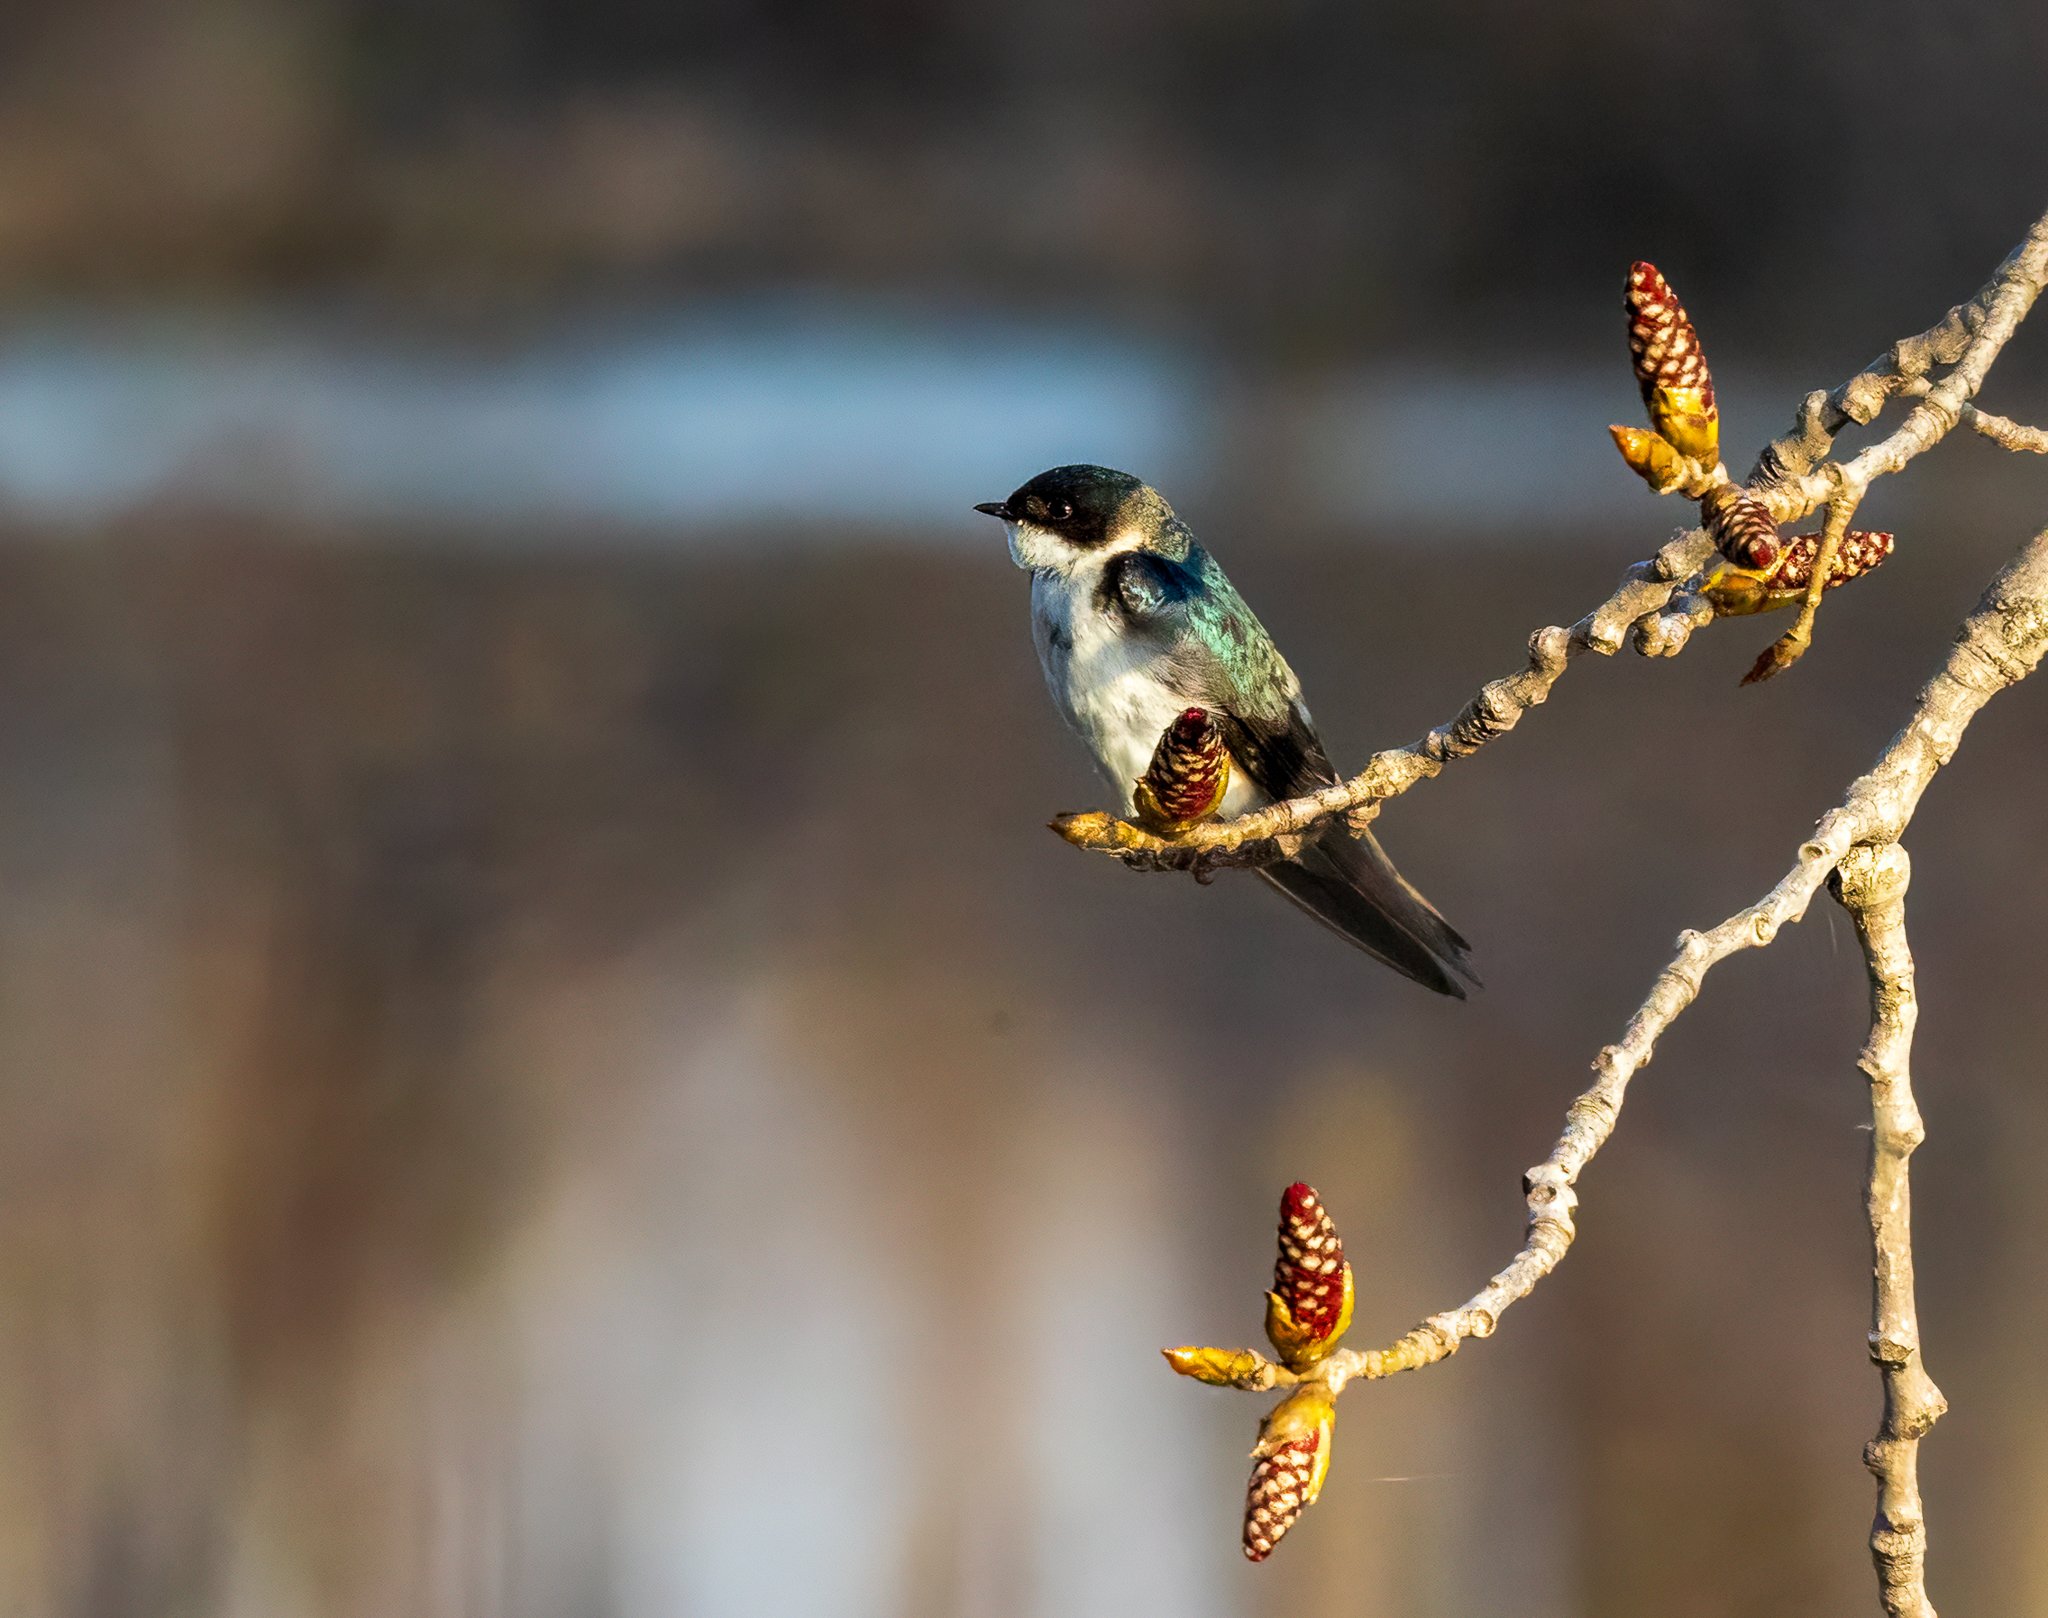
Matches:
[[1606, 260, 1896, 650], [1161, 1184, 1360, 1562], [1264, 1182, 1352, 1365]]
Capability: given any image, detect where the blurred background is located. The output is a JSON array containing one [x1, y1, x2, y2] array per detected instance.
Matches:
[[1, 3, 2045, 1615]]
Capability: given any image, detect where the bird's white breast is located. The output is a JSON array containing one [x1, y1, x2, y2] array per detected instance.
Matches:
[[1030, 560, 1261, 816]]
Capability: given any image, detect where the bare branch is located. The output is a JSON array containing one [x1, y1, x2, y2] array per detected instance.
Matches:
[[1313, 524, 2048, 1389], [1754, 211, 2048, 493], [1058, 210, 2048, 868], [1743, 215, 2048, 676], [1834, 842, 1946, 1618], [1766, 213, 2048, 523]]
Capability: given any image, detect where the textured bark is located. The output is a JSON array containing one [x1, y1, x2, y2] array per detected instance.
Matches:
[[1836, 843, 1945, 1618]]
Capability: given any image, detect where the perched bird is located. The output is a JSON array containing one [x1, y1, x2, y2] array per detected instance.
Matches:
[[979, 464, 1477, 996]]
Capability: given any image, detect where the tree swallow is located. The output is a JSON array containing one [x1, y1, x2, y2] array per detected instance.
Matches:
[[979, 464, 1477, 997]]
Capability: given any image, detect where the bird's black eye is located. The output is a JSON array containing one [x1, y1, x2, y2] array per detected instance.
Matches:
[[1021, 494, 1074, 524], [1049, 501, 1074, 521]]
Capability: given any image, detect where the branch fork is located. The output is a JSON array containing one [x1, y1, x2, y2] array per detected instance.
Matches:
[[1114, 215, 2048, 1605]]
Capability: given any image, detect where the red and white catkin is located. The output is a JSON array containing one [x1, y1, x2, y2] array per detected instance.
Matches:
[[1625, 261, 1712, 409], [1134, 707, 1230, 829], [1703, 485, 1783, 571], [1242, 1380, 1337, 1562], [1243, 1430, 1322, 1562], [1776, 528, 1894, 590], [1272, 1182, 1347, 1347], [1624, 261, 1720, 462]]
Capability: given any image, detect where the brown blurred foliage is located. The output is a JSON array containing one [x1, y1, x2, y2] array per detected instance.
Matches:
[[2, 501, 2046, 1614], [1, 0, 2045, 355]]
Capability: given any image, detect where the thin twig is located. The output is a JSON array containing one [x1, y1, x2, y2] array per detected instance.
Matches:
[[1754, 212, 2048, 493], [1898, 379, 2048, 454], [1958, 404, 2048, 454], [1738, 210, 2048, 679], [1745, 467, 1858, 684]]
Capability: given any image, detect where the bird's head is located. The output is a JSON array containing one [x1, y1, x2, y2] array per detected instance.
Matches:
[[976, 464, 1187, 573]]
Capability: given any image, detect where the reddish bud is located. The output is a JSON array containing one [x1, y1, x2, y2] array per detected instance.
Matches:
[[1774, 529, 1895, 592], [1242, 1382, 1337, 1561], [1243, 1433, 1320, 1561], [1702, 485, 1784, 572], [1626, 262, 1720, 461], [1133, 707, 1230, 829], [1264, 1183, 1354, 1368], [1274, 1184, 1345, 1338]]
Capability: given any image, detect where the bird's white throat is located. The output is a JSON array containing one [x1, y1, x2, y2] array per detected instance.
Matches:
[[1004, 518, 1069, 572], [1004, 519, 1150, 575]]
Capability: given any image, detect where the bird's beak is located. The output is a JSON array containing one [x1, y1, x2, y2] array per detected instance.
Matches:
[[973, 501, 1012, 519]]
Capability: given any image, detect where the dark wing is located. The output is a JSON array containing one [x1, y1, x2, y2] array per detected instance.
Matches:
[[1104, 544, 1476, 994], [1224, 700, 1477, 996], [1170, 557, 1477, 996], [1215, 697, 1338, 799]]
